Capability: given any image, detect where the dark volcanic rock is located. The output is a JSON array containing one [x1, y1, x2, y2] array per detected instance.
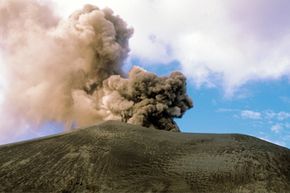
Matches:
[[0, 121, 289, 193]]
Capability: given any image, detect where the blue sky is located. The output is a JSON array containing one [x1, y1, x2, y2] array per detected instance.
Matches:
[[129, 58, 290, 148], [0, 0, 290, 148], [177, 77, 290, 148]]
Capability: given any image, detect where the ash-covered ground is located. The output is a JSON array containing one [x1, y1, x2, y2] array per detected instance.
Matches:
[[0, 121, 289, 193]]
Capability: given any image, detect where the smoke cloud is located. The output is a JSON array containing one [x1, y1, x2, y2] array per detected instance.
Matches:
[[0, 0, 192, 141]]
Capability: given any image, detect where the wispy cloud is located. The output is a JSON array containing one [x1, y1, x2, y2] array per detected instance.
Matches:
[[265, 111, 290, 121], [240, 110, 261, 120], [219, 108, 290, 121], [270, 124, 283, 133], [216, 108, 239, 113], [218, 108, 290, 141]]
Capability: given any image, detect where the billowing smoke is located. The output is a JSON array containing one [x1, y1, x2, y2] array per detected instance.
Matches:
[[102, 67, 192, 131], [0, 0, 192, 141]]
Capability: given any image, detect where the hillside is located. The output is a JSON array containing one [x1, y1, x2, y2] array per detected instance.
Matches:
[[0, 121, 289, 193]]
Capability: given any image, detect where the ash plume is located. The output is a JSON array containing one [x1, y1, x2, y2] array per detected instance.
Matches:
[[0, 0, 192, 141], [102, 66, 192, 131]]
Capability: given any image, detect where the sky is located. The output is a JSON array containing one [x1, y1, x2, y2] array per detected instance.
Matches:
[[0, 0, 290, 148]]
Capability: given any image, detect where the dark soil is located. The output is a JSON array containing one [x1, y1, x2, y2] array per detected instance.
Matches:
[[0, 121, 289, 193]]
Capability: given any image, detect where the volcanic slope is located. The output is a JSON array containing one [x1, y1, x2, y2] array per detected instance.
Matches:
[[0, 121, 289, 193]]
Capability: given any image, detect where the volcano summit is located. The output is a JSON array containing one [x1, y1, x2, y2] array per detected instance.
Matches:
[[0, 121, 289, 193]]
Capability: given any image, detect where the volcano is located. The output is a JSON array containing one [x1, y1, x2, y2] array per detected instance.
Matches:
[[0, 121, 289, 193]]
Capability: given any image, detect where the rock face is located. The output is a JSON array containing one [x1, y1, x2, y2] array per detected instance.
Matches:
[[0, 121, 289, 193]]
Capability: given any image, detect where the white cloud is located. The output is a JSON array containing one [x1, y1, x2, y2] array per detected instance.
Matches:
[[265, 111, 290, 121], [240, 110, 261, 120], [0, 55, 6, 105], [276, 112, 290, 121], [271, 124, 283, 133], [49, 0, 290, 95], [216, 108, 238, 113], [219, 108, 290, 122]]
